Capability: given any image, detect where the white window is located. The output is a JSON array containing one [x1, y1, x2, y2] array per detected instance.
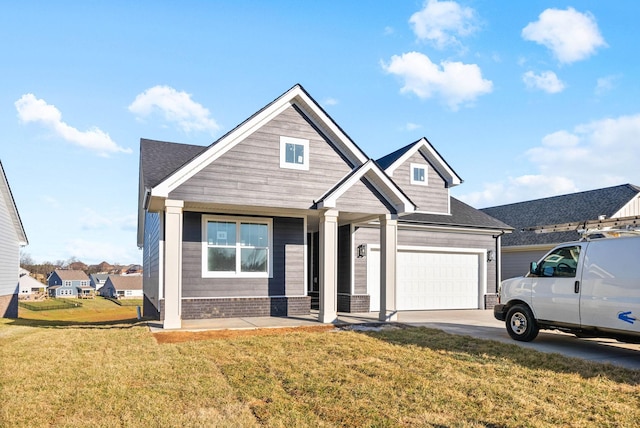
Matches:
[[202, 215, 273, 278], [280, 136, 309, 170], [410, 163, 428, 186], [125, 290, 133, 296]]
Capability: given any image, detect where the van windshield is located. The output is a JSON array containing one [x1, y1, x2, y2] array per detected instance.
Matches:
[[533, 245, 581, 278]]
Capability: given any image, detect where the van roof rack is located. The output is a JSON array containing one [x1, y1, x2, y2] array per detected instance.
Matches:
[[522, 215, 640, 238]]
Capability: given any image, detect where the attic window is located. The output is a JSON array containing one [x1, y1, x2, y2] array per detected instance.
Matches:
[[411, 163, 428, 186], [280, 136, 309, 171]]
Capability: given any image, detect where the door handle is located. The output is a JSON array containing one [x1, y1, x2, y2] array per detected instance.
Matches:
[[574, 281, 580, 294]]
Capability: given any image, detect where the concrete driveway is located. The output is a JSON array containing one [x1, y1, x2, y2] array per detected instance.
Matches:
[[399, 310, 640, 370]]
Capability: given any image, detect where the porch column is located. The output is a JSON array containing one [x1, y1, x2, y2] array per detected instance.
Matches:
[[379, 214, 398, 322], [163, 199, 183, 329], [318, 209, 339, 323]]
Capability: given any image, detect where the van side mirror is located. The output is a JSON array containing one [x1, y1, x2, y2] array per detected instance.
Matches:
[[529, 262, 537, 275]]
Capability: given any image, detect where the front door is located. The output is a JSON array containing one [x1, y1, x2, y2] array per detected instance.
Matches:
[[531, 244, 584, 325]]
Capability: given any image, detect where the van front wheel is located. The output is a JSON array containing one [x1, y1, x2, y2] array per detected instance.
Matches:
[[506, 304, 539, 342]]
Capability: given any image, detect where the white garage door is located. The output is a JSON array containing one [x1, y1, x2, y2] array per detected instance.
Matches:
[[368, 248, 481, 311]]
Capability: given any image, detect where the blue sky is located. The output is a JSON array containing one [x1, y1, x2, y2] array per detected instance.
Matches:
[[2, 1, 639, 264]]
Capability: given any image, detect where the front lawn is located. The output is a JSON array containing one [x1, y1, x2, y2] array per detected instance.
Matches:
[[1, 316, 638, 427]]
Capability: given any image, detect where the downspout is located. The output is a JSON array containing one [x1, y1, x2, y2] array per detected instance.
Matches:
[[493, 231, 506, 296]]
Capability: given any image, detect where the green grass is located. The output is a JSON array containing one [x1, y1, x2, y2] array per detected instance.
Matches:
[[2, 305, 639, 427]]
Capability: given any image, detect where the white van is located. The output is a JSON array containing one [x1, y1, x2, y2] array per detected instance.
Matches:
[[494, 235, 640, 342]]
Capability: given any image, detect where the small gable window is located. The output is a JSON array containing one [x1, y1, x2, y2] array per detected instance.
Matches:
[[280, 136, 309, 170], [411, 163, 428, 186]]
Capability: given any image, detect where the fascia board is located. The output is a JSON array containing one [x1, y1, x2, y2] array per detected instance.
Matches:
[[419, 143, 462, 186], [0, 162, 28, 244]]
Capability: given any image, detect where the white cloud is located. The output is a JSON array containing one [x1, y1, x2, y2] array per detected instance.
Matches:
[[522, 70, 565, 93], [323, 97, 339, 106], [522, 7, 607, 64], [129, 85, 220, 135], [404, 122, 422, 131], [595, 75, 618, 96], [382, 51, 493, 110], [15, 94, 131, 156], [80, 208, 137, 231], [457, 114, 640, 207], [409, 0, 477, 49]]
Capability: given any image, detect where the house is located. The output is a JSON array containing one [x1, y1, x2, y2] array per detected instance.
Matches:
[[89, 273, 109, 291], [137, 84, 512, 329], [124, 264, 143, 275], [481, 183, 640, 279], [0, 160, 28, 318], [47, 269, 91, 298], [99, 275, 143, 299], [18, 269, 45, 297]]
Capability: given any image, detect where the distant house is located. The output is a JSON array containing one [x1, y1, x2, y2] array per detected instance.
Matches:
[[481, 184, 640, 279], [47, 270, 91, 298], [124, 264, 143, 275], [89, 273, 109, 292], [0, 161, 28, 318], [18, 271, 45, 296], [100, 275, 143, 299]]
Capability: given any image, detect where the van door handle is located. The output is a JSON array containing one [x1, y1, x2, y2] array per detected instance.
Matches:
[[574, 281, 580, 294]]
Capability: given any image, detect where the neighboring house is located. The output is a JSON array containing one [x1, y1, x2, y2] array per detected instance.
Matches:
[[89, 273, 109, 291], [124, 264, 143, 275], [99, 275, 143, 299], [137, 84, 512, 329], [481, 184, 640, 279], [47, 269, 90, 298], [0, 161, 28, 318], [18, 271, 45, 296]]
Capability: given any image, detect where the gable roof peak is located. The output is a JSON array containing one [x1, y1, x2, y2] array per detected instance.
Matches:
[[377, 137, 462, 187]]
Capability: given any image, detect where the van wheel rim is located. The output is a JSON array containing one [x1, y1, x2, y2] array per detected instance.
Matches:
[[510, 312, 527, 335]]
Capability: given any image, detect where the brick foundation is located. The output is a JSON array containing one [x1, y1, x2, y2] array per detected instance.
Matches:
[[161, 296, 312, 319], [337, 293, 371, 313], [0, 293, 18, 318]]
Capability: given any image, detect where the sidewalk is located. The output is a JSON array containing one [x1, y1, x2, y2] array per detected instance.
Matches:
[[148, 309, 498, 332]]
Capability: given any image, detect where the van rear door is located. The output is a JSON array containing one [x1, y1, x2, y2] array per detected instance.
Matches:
[[580, 237, 640, 334], [531, 244, 585, 325]]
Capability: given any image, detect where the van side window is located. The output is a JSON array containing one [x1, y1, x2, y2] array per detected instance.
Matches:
[[534, 245, 581, 278]]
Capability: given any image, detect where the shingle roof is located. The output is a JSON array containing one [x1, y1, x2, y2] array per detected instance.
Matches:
[[54, 269, 90, 281], [108, 275, 142, 291], [140, 139, 208, 189], [400, 197, 513, 230], [480, 184, 640, 247]]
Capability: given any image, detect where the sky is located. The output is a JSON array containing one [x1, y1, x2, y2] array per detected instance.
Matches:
[[1, 1, 639, 265]]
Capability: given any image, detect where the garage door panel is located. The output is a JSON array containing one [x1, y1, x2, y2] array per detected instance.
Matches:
[[368, 248, 480, 311]]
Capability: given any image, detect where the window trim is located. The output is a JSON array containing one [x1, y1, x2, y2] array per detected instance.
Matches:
[[201, 215, 273, 278], [279, 136, 309, 171], [410, 163, 428, 186]]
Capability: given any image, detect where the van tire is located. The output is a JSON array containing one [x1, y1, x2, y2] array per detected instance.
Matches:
[[506, 304, 539, 342]]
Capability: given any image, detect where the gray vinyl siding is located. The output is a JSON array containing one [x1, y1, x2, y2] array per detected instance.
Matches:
[[0, 187, 19, 298], [181, 213, 305, 298], [335, 179, 392, 214], [390, 151, 449, 214], [353, 225, 499, 294], [501, 248, 550, 279], [143, 212, 161, 309], [169, 106, 354, 210]]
